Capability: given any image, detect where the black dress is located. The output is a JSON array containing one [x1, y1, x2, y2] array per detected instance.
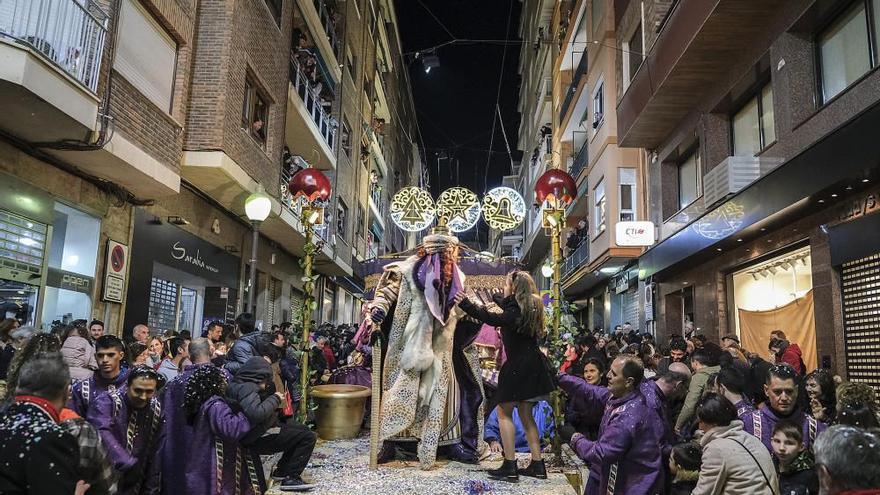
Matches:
[[459, 294, 556, 403]]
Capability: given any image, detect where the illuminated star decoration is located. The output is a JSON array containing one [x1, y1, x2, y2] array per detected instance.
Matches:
[[390, 186, 436, 232], [482, 186, 526, 231], [692, 202, 745, 240], [436, 187, 481, 233]]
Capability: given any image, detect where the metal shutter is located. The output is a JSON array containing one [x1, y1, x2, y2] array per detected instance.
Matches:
[[841, 252, 880, 389]]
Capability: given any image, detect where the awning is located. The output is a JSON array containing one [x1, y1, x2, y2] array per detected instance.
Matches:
[[640, 99, 880, 280]]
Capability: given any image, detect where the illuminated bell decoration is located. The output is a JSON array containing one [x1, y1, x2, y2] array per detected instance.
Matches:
[[436, 187, 481, 233], [534, 169, 577, 206], [289, 168, 332, 203], [482, 186, 526, 231], [390, 186, 436, 232]]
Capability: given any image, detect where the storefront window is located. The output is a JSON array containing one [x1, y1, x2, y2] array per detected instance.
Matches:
[[731, 246, 816, 369], [42, 203, 100, 327], [321, 284, 335, 323]]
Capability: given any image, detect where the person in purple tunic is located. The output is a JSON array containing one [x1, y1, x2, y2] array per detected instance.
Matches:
[[563, 355, 665, 495], [183, 364, 258, 495], [559, 363, 689, 459], [159, 338, 232, 495], [87, 366, 166, 495], [741, 364, 827, 453], [68, 335, 129, 417]]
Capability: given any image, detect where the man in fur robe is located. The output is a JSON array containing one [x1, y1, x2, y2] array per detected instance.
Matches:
[[367, 233, 485, 469]]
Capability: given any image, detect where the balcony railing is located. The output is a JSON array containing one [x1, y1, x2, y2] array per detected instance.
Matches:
[[559, 50, 589, 123], [290, 55, 336, 151], [562, 241, 590, 280], [569, 140, 589, 179], [313, 0, 339, 58], [0, 0, 109, 92], [279, 165, 334, 249]]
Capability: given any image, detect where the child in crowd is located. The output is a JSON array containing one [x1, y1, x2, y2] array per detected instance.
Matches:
[[771, 420, 819, 495], [668, 442, 701, 495]]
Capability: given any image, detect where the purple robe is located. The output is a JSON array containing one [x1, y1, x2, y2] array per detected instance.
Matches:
[[734, 398, 755, 418], [740, 404, 826, 453], [159, 364, 232, 495], [185, 396, 258, 495], [68, 366, 129, 417], [87, 390, 164, 495], [571, 391, 665, 495], [558, 374, 608, 430]]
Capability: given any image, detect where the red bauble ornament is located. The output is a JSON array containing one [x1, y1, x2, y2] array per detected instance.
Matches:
[[289, 168, 332, 202], [534, 168, 577, 205]]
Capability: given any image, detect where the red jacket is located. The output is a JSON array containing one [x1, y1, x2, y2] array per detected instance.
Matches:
[[322, 345, 336, 370], [778, 343, 804, 375]]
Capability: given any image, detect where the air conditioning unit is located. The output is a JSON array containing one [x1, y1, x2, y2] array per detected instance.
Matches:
[[702, 155, 785, 208]]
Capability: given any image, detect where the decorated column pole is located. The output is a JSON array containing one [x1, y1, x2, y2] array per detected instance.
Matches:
[[298, 222, 316, 424], [534, 168, 577, 461], [288, 167, 332, 424]]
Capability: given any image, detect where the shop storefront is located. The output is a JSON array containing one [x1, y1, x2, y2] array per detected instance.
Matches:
[[124, 208, 240, 339], [0, 174, 104, 329], [827, 189, 880, 388], [728, 245, 816, 370], [610, 267, 640, 330]]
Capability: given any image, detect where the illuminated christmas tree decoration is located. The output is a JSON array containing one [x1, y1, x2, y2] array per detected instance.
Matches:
[[482, 186, 526, 231], [389, 186, 436, 232], [436, 187, 481, 233]]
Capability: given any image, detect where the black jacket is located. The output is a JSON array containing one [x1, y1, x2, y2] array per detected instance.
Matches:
[[225, 357, 281, 444], [224, 331, 265, 375], [0, 401, 80, 494]]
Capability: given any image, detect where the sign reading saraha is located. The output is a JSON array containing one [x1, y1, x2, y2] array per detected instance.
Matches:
[[615, 221, 655, 246]]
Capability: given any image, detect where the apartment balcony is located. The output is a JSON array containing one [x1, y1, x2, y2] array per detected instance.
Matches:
[[616, 0, 787, 148], [312, 0, 340, 60], [286, 55, 336, 169], [559, 50, 589, 127], [368, 183, 386, 230], [569, 140, 589, 182], [0, 0, 106, 143], [562, 240, 589, 280], [1, 0, 181, 197]]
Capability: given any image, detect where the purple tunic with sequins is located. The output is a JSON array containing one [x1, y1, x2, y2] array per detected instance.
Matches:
[[740, 403, 827, 453], [159, 363, 232, 495], [67, 366, 129, 417], [184, 396, 257, 495], [571, 391, 665, 495], [87, 390, 164, 495]]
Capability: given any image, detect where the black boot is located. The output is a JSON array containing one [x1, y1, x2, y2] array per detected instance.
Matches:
[[518, 459, 547, 479], [487, 459, 519, 483]]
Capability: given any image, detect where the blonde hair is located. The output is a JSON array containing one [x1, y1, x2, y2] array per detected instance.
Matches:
[[509, 271, 544, 338]]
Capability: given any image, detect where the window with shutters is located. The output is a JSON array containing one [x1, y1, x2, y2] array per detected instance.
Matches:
[[114, 0, 177, 112]]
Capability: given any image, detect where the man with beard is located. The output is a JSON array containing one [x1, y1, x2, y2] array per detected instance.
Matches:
[[88, 366, 166, 495], [68, 335, 129, 417], [657, 336, 690, 375], [367, 233, 485, 468], [743, 364, 827, 453]]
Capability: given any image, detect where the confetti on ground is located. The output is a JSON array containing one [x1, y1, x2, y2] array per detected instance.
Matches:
[[265, 435, 577, 495]]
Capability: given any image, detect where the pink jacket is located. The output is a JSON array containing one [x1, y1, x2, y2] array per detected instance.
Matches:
[[61, 336, 97, 381]]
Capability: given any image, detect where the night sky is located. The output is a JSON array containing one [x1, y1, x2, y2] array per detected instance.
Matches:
[[395, 0, 523, 249]]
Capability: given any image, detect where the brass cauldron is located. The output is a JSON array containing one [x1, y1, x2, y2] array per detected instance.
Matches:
[[311, 384, 372, 440]]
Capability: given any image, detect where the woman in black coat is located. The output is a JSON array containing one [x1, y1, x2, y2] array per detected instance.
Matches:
[[455, 270, 555, 483]]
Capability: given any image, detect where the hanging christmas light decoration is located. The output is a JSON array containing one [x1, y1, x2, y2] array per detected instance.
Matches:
[[389, 186, 436, 232], [482, 186, 526, 231], [436, 187, 481, 233]]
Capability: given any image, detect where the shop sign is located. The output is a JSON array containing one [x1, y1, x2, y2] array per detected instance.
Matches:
[[644, 283, 654, 321], [103, 240, 128, 303], [837, 188, 879, 224], [615, 221, 656, 246], [47, 267, 93, 295], [171, 241, 220, 274], [614, 271, 635, 294]]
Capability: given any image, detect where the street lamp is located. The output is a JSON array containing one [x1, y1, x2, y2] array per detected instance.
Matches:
[[533, 167, 576, 460], [245, 186, 272, 313], [288, 166, 332, 423]]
